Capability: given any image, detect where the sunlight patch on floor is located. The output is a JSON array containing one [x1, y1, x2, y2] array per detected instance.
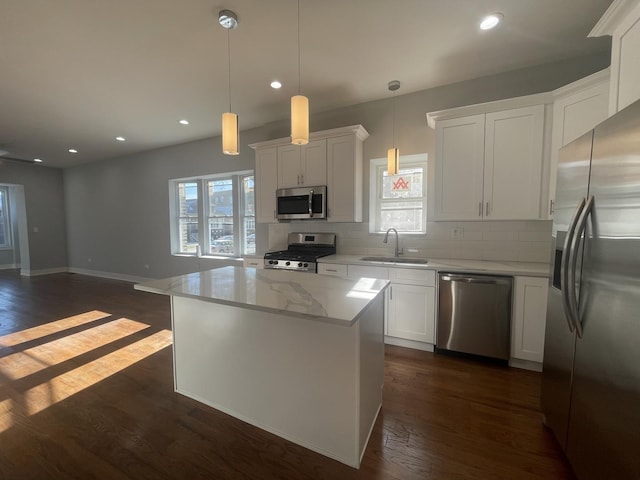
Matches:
[[0, 310, 111, 348], [24, 329, 173, 415], [0, 318, 150, 382], [0, 399, 13, 434]]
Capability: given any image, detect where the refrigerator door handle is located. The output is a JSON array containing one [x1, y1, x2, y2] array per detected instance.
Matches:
[[568, 195, 594, 339], [561, 197, 586, 333]]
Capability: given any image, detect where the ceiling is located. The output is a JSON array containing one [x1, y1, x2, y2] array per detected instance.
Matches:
[[0, 0, 613, 168]]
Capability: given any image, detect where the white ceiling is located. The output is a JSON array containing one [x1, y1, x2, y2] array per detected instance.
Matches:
[[0, 0, 613, 168]]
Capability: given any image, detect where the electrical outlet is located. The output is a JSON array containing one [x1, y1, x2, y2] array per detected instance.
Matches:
[[451, 227, 464, 239]]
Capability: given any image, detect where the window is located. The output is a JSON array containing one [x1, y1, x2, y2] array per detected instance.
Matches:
[[369, 154, 427, 233], [0, 187, 11, 248], [170, 171, 254, 256]]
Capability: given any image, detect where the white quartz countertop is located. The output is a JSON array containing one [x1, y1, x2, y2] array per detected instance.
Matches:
[[134, 266, 389, 326], [318, 255, 550, 277]]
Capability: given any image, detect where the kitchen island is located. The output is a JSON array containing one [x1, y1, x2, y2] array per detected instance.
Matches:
[[135, 266, 389, 468]]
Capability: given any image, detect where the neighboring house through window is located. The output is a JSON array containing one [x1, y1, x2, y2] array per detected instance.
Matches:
[[170, 172, 255, 256], [369, 154, 427, 234]]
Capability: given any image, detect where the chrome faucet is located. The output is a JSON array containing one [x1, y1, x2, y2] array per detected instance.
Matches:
[[383, 227, 400, 257]]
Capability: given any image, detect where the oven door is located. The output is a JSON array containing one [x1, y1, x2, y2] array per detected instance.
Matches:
[[276, 186, 326, 220]]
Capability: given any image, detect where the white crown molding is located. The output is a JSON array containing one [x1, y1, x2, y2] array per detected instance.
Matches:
[[249, 124, 369, 149], [426, 92, 553, 129], [590, 0, 640, 37], [551, 68, 611, 99]]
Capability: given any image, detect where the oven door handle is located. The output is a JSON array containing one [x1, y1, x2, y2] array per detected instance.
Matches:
[[308, 189, 314, 217]]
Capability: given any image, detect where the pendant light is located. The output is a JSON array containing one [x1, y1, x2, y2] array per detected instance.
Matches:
[[291, 0, 309, 145], [387, 80, 400, 175], [219, 10, 239, 155]]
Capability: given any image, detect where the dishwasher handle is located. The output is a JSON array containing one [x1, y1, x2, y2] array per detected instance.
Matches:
[[439, 273, 512, 285]]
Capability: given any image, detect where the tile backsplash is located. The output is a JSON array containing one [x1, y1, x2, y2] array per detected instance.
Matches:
[[268, 220, 553, 263]]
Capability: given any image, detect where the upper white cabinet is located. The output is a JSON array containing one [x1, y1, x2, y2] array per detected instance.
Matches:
[[547, 69, 610, 218], [277, 140, 327, 188], [590, 0, 640, 115], [250, 125, 369, 224], [428, 96, 550, 221]]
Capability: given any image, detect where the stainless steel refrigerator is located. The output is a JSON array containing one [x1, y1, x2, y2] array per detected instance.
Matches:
[[541, 99, 640, 479]]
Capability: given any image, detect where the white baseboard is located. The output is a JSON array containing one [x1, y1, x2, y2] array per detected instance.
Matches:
[[67, 267, 152, 284], [509, 358, 543, 372], [384, 336, 435, 352], [0, 263, 20, 270], [21, 267, 68, 276]]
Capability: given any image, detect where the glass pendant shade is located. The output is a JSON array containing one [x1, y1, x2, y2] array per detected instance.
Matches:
[[387, 147, 399, 175], [291, 95, 309, 145], [222, 112, 239, 155]]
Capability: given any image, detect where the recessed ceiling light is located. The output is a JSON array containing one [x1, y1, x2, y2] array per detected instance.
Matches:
[[115, 136, 126, 142], [34, 158, 43, 163], [179, 119, 190, 125], [480, 13, 503, 30], [270, 80, 282, 89], [68, 148, 78, 154]]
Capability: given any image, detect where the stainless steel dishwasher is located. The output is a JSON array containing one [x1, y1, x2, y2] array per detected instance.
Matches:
[[437, 273, 512, 361]]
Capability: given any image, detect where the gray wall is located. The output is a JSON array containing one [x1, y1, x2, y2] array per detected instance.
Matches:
[[0, 160, 68, 272], [64, 53, 609, 279]]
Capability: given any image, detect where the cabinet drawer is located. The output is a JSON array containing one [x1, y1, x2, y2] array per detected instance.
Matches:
[[388, 268, 435, 286], [348, 265, 389, 280], [317, 263, 347, 277]]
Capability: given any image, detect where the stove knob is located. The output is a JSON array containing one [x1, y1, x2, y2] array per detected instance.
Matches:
[[273, 260, 278, 265], [285, 261, 290, 266], [303, 263, 308, 268], [298, 262, 303, 268]]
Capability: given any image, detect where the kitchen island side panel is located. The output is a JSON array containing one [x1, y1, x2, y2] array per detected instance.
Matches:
[[171, 295, 382, 468]]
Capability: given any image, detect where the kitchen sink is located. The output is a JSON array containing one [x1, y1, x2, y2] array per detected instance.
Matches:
[[360, 256, 429, 265]]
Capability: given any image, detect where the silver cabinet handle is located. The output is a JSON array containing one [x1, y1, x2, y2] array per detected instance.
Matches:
[[549, 199, 555, 216], [389, 286, 393, 300], [301, 174, 304, 185], [561, 197, 586, 333], [326, 268, 337, 272], [485, 202, 490, 216], [568, 195, 594, 339]]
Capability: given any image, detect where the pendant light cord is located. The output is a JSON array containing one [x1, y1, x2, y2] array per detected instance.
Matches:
[[392, 89, 396, 148], [297, 0, 301, 95], [227, 26, 232, 112]]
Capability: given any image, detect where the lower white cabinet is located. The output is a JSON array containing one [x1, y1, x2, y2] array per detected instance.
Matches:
[[511, 276, 549, 363], [243, 257, 264, 269], [318, 262, 436, 349]]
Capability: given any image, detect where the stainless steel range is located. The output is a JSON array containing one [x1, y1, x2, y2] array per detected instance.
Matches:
[[264, 232, 336, 272]]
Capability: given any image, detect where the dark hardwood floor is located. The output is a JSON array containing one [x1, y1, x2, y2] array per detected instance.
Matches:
[[0, 270, 574, 479]]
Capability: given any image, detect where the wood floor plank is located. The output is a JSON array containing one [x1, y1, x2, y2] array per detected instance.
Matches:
[[0, 270, 575, 479]]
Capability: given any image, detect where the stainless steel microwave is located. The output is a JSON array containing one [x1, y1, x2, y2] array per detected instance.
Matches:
[[276, 186, 327, 220]]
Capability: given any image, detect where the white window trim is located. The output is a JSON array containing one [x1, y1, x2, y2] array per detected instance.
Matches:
[[169, 170, 254, 258], [0, 186, 12, 250], [368, 153, 428, 234]]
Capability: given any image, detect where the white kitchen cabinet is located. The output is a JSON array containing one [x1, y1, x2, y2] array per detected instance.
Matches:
[[327, 134, 364, 222], [243, 257, 264, 269], [511, 276, 549, 364], [254, 146, 278, 223], [277, 139, 327, 188], [429, 96, 550, 221], [590, 0, 640, 115], [387, 269, 436, 344], [547, 70, 610, 219], [250, 125, 369, 223], [317, 263, 347, 277]]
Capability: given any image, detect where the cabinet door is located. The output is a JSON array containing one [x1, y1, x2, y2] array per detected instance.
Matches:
[[255, 147, 278, 223], [327, 135, 362, 222], [433, 115, 485, 220], [277, 144, 301, 188], [387, 283, 435, 344], [511, 276, 549, 363], [484, 105, 544, 220], [317, 263, 347, 277], [301, 139, 327, 186]]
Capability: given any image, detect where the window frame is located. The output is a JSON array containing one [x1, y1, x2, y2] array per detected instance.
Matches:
[[368, 154, 428, 234], [0, 186, 12, 249], [169, 170, 254, 257]]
